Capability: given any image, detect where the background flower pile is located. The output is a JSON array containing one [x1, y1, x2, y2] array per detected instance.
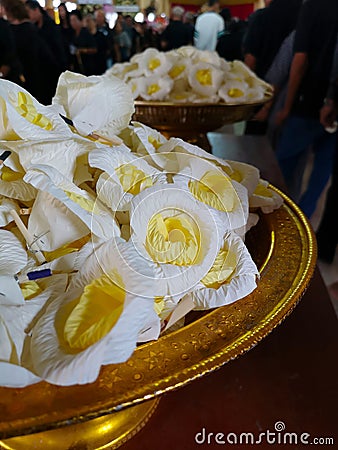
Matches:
[[105, 46, 273, 104], [0, 71, 282, 388]]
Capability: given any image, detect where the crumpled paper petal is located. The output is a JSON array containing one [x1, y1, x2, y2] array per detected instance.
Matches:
[[53, 71, 134, 140]]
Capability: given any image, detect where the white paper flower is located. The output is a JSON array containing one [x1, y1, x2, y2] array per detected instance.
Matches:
[[89, 145, 165, 211], [0, 79, 72, 141], [173, 154, 249, 232], [0, 196, 20, 227], [53, 71, 134, 140], [0, 274, 68, 387], [219, 79, 250, 104], [184, 232, 258, 309], [138, 75, 173, 101], [0, 160, 37, 201], [138, 48, 172, 77], [249, 179, 284, 213], [224, 160, 260, 197], [30, 238, 157, 385], [104, 62, 142, 82], [130, 184, 226, 300], [27, 190, 90, 252], [24, 165, 120, 241], [188, 62, 223, 97], [4, 137, 97, 183]]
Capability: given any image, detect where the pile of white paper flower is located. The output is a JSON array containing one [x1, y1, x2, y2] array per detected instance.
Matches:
[[0, 72, 282, 388], [105, 46, 273, 103]]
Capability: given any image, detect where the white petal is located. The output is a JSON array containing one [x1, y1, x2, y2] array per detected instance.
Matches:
[[186, 232, 258, 309], [249, 179, 284, 213], [0, 229, 27, 275], [53, 71, 134, 139], [0, 196, 20, 227], [28, 190, 89, 251], [0, 79, 72, 140], [0, 362, 40, 387], [24, 165, 120, 241]]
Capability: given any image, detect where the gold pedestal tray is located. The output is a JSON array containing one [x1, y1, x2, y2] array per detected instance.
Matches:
[[133, 96, 273, 152], [0, 187, 316, 449]]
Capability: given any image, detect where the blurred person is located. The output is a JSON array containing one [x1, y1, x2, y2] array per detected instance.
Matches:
[[194, 0, 224, 51], [69, 10, 97, 76], [243, 0, 302, 135], [84, 13, 107, 75], [275, 0, 338, 218], [243, 0, 302, 79], [94, 8, 109, 34], [58, 2, 74, 68], [124, 14, 139, 57], [113, 20, 132, 62], [216, 9, 247, 61], [183, 11, 195, 44], [315, 47, 338, 264], [25, 0, 66, 70], [94, 9, 113, 68], [160, 6, 192, 51], [1, 0, 56, 103], [0, 15, 22, 84], [25, 0, 66, 100]]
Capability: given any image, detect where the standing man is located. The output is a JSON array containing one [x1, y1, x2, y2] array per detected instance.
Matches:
[[194, 0, 224, 51], [275, 0, 338, 218], [160, 6, 192, 51]]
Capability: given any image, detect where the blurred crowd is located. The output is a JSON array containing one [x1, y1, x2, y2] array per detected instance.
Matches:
[[0, 0, 253, 105], [0, 0, 338, 267]]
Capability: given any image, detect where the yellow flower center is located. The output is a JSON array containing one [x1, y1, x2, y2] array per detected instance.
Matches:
[[196, 69, 212, 86], [64, 190, 99, 214], [0, 167, 23, 182], [148, 135, 162, 150], [20, 281, 42, 300], [13, 91, 53, 130], [57, 271, 126, 351], [147, 84, 161, 96], [189, 171, 237, 212], [201, 242, 237, 289], [228, 88, 244, 98], [145, 211, 200, 266], [169, 65, 185, 79], [148, 58, 161, 71], [44, 234, 91, 263], [254, 183, 273, 198], [115, 164, 152, 195]]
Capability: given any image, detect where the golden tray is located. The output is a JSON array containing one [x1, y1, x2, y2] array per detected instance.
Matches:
[[133, 95, 273, 151], [0, 187, 316, 449]]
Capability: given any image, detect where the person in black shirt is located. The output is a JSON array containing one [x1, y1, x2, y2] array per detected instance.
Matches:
[[243, 0, 302, 135], [160, 6, 193, 51], [1, 0, 56, 104], [243, 0, 302, 79], [84, 14, 107, 75], [216, 8, 247, 61], [58, 2, 74, 69], [69, 10, 97, 76], [25, 0, 66, 101], [0, 16, 22, 84], [275, 0, 338, 218]]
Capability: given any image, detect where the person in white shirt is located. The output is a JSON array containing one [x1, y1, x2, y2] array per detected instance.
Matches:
[[194, 0, 224, 51]]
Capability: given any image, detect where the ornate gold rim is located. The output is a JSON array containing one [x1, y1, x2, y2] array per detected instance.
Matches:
[[0, 186, 317, 439]]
